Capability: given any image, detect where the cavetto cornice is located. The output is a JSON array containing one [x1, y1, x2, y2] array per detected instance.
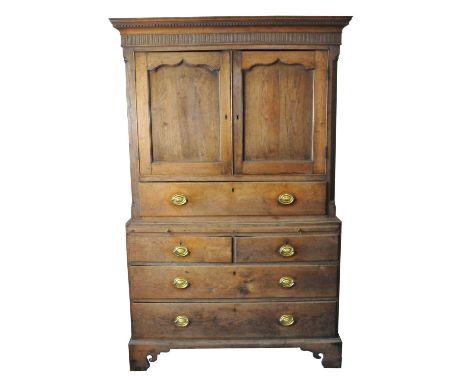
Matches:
[[110, 16, 353, 30]]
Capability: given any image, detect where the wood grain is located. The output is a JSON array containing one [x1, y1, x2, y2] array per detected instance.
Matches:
[[138, 181, 326, 217], [150, 62, 220, 162], [243, 60, 313, 161], [127, 234, 232, 263], [233, 51, 329, 175], [131, 301, 337, 339], [135, 52, 152, 175], [312, 50, 328, 174], [235, 234, 339, 262], [129, 264, 337, 300]]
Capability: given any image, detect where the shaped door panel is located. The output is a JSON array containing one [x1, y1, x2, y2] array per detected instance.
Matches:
[[135, 51, 231, 177], [233, 51, 328, 175]]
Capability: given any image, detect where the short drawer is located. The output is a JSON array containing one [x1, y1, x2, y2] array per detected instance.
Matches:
[[127, 234, 232, 263], [131, 301, 337, 339], [236, 234, 339, 262], [138, 182, 326, 217], [129, 265, 337, 300]]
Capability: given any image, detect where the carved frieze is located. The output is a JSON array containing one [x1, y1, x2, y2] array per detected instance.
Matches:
[[121, 32, 342, 47]]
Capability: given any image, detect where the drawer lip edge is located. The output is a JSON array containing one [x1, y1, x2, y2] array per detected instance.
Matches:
[[130, 298, 339, 304], [126, 216, 342, 234]]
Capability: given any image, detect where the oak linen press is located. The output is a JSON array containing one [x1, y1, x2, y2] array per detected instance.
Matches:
[[110, 16, 351, 370]]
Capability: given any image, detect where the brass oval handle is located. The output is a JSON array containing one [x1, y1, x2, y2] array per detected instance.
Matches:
[[171, 193, 187, 206], [278, 244, 295, 257], [279, 276, 295, 288], [173, 277, 190, 289], [278, 193, 295, 205], [278, 314, 295, 326], [174, 315, 190, 327], [173, 245, 189, 257]]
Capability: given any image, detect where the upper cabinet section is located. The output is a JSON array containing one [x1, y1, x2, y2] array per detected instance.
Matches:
[[233, 51, 328, 175], [136, 51, 231, 177], [135, 49, 328, 179], [111, 16, 352, 181]]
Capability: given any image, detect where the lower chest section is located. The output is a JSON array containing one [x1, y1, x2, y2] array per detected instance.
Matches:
[[126, 220, 341, 340]]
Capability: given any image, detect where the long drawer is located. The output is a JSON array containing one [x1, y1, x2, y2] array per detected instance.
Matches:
[[138, 182, 326, 217], [131, 301, 337, 339], [129, 265, 337, 300], [127, 234, 232, 263]]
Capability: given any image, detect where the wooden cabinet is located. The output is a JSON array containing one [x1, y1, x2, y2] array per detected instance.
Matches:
[[111, 16, 351, 371]]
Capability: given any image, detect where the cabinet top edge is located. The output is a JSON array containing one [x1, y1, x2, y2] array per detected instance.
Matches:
[[110, 16, 352, 31]]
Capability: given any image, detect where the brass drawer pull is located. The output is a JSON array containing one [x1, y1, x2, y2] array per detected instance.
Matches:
[[173, 245, 189, 257], [173, 277, 190, 289], [171, 193, 187, 206], [278, 276, 295, 288], [278, 314, 295, 326], [174, 315, 190, 327], [278, 192, 295, 205], [278, 243, 295, 257]]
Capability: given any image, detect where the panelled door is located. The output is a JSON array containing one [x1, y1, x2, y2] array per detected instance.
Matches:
[[135, 51, 231, 177], [233, 51, 329, 175]]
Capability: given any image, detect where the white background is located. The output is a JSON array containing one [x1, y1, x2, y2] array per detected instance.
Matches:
[[1, 0, 467, 381]]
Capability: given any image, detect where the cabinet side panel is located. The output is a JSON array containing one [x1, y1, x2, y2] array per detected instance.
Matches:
[[123, 48, 141, 217]]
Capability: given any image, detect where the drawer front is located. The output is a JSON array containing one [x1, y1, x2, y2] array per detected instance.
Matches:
[[127, 234, 232, 263], [236, 234, 339, 262], [129, 265, 337, 300], [139, 182, 326, 217], [132, 301, 337, 339]]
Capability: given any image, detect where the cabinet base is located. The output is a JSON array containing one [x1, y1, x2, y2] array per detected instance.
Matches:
[[129, 337, 342, 370]]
